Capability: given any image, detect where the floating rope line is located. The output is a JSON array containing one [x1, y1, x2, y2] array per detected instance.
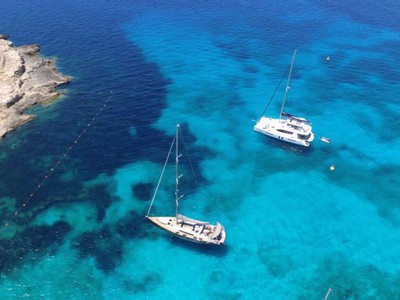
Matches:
[[1, 91, 115, 233]]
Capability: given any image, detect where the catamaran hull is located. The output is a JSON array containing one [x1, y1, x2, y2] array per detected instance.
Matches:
[[146, 216, 226, 245], [254, 117, 314, 147], [254, 126, 311, 147]]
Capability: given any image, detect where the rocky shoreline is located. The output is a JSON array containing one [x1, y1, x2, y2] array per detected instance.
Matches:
[[0, 34, 71, 139]]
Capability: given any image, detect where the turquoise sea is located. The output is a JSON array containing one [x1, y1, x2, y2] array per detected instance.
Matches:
[[1, 0, 400, 299]]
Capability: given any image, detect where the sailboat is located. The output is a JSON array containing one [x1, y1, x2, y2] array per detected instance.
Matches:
[[254, 49, 315, 147], [146, 124, 226, 245]]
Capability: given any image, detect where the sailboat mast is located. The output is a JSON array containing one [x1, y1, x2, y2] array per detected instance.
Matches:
[[175, 123, 180, 217], [279, 49, 297, 119]]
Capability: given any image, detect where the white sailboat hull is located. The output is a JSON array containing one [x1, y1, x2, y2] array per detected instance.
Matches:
[[147, 216, 226, 245], [146, 124, 227, 246], [254, 116, 314, 147]]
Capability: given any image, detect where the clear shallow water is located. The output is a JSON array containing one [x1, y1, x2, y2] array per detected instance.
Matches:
[[0, 0, 400, 299]]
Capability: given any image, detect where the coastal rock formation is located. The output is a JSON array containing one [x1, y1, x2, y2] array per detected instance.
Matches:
[[0, 34, 71, 139]]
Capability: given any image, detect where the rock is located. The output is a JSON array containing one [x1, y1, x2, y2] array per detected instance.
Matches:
[[0, 34, 10, 40], [18, 44, 40, 55], [5, 93, 23, 108], [0, 35, 71, 139]]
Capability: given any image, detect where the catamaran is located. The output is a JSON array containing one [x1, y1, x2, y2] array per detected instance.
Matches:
[[146, 124, 226, 245], [254, 50, 315, 147]]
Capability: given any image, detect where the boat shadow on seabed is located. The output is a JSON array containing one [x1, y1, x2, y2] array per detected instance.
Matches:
[[168, 234, 229, 257], [264, 137, 314, 155]]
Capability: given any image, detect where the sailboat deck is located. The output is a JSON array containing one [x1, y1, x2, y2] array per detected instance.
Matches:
[[147, 216, 226, 245]]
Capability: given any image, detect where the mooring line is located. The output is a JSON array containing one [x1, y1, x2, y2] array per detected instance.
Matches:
[[1, 91, 115, 233]]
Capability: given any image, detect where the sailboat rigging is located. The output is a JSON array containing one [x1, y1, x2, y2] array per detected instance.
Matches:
[[146, 124, 226, 245], [254, 49, 315, 147]]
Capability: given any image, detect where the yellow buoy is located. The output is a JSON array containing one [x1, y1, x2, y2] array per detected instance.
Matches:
[[330, 165, 335, 171]]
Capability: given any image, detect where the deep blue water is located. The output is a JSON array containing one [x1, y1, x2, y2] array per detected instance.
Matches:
[[0, 0, 400, 299]]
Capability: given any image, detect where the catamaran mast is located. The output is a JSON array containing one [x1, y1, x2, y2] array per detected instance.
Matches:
[[279, 49, 297, 119]]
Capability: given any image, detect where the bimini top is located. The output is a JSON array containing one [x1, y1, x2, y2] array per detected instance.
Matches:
[[282, 111, 311, 124]]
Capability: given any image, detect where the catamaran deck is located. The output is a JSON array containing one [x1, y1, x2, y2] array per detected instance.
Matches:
[[254, 117, 314, 147]]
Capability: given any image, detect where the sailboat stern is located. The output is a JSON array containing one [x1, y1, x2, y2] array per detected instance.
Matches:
[[211, 222, 226, 244]]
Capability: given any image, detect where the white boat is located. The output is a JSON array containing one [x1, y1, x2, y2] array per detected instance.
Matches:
[[254, 50, 315, 147], [146, 124, 226, 245], [320, 136, 331, 143]]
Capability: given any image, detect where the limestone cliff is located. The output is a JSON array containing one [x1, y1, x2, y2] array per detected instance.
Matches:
[[0, 34, 71, 138]]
